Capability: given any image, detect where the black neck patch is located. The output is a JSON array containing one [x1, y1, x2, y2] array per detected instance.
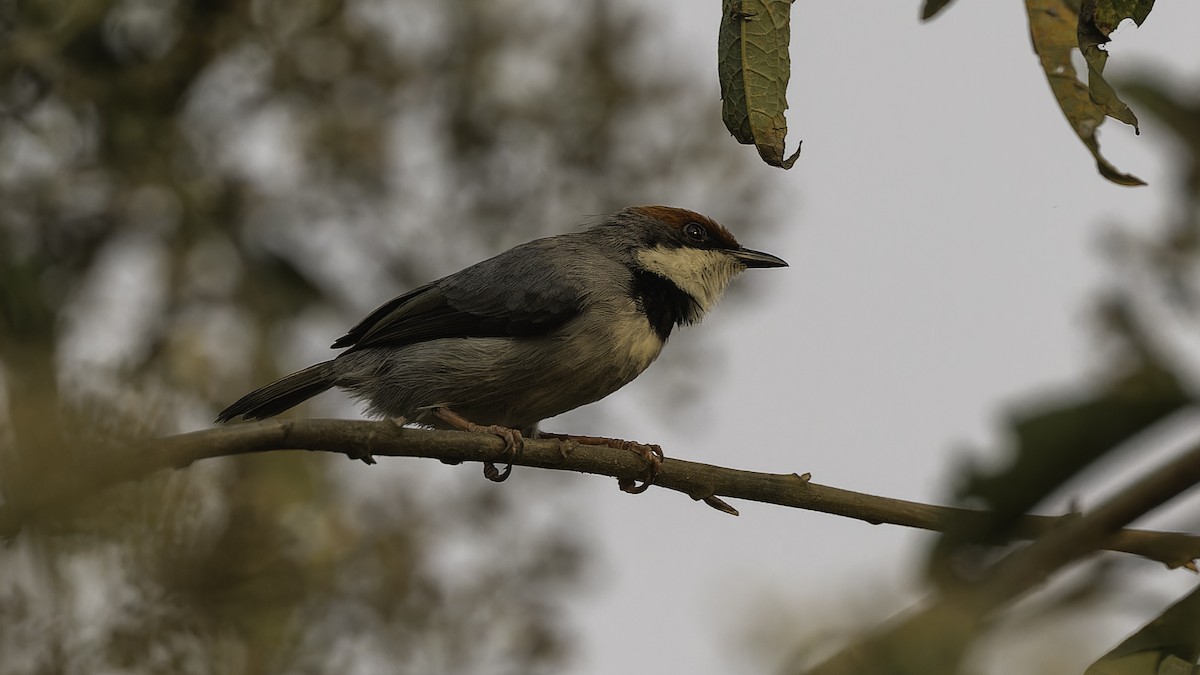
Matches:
[[631, 269, 699, 341]]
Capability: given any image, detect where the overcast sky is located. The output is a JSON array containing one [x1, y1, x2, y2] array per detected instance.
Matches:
[[557, 2, 1200, 674]]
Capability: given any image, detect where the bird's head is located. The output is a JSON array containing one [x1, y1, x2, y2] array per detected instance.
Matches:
[[608, 205, 787, 322]]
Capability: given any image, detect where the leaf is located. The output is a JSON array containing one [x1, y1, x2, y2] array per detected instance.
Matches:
[[921, 0, 959, 21], [1090, 0, 1154, 30], [1078, 0, 1153, 129], [1085, 584, 1200, 675], [718, 0, 802, 169], [1024, 0, 1145, 186]]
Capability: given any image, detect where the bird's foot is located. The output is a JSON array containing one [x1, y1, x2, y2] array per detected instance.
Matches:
[[555, 438, 578, 458], [541, 433, 663, 494], [615, 440, 663, 494], [432, 407, 523, 482]]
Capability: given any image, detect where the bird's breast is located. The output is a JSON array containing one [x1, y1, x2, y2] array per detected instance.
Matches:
[[603, 310, 666, 376]]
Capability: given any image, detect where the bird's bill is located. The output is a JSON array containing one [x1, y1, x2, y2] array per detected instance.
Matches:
[[733, 247, 788, 268]]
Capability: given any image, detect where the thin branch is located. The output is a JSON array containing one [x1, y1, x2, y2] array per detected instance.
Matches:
[[799, 437, 1200, 675], [976, 435, 1200, 606], [2, 419, 1198, 571]]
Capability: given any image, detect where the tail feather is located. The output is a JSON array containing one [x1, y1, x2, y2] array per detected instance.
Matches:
[[216, 361, 336, 422]]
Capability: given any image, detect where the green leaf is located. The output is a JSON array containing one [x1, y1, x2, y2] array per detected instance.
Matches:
[[1025, 0, 1146, 186], [718, 0, 802, 169], [1085, 584, 1200, 675]]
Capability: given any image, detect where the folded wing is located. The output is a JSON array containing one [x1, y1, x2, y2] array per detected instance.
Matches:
[[332, 244, 584, 351]]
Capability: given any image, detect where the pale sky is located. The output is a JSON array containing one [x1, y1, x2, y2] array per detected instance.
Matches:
[[558, 2, 1200, 674]]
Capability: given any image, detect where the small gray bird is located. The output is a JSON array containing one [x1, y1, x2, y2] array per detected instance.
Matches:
[[217, 205, 786, 485]]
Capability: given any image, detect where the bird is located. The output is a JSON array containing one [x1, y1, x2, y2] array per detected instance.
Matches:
[[216, 205, 787, 489]]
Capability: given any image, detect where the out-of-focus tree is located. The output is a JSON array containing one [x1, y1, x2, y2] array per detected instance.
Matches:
[[739, 69, 1200, 675], [0, 1, 772, 672]]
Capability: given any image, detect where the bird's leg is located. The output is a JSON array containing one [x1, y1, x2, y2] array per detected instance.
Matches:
[[432, 407, 523, 482], [540, 432, 663, 494]]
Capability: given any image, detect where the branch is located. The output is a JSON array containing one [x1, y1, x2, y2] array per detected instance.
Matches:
[[799, 436, 1200, 675], [974, 435, 1200, 606], [2, 419, 1198, 570]]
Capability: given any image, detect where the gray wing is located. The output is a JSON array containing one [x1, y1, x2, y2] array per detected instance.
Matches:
[[331, 240, 584, 351]]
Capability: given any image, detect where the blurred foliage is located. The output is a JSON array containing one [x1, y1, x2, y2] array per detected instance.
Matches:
[[750, 68, 1200, 675], [1087, 582, 1200, 675], [0, 0, 771, 672], [739, 562, 1128, 675], [932, 296, 1189, 571], [1122, 77, 1200, 306]]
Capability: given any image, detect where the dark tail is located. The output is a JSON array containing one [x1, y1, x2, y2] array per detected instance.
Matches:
[[215, 361, 336, 422]]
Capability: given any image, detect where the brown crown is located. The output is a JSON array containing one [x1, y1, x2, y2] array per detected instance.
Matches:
[[629, 205, 740, 249]]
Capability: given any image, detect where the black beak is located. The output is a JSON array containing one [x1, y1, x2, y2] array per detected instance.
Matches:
[[733, 247, 788, 269]]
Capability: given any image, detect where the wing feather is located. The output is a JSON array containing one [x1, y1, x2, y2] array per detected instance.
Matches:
[[331, 241, 584, 351]]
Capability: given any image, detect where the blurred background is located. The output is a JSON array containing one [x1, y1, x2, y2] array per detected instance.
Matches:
[[1, 1, 1199, 674]]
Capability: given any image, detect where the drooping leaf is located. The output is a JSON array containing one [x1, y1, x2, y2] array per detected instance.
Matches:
[[1078, 0, 1153, 129], [718, 0, 802, 169], [1085, 584, 1200, 675], [921, 0, 959, 21], [1025, 0, 1145, 186]]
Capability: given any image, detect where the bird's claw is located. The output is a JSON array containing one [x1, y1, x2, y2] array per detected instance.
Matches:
[[617, 441, 663, 494], [483, 461, 514, 482], [432, 406, 524, 483], [541, 432, 665, 493], [556, 439, 578, 458], [482, 424, 523, 483]]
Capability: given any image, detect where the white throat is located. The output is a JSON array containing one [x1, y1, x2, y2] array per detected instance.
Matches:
[[635, 245, 744, 318]]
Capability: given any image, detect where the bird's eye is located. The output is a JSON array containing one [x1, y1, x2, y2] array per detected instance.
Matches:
[[684, 222, 708, 242]]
